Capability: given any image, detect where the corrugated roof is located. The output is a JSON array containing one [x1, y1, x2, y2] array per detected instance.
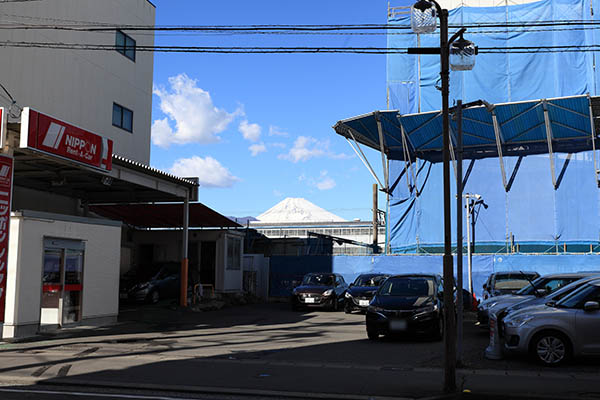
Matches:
[[333, 95, 600, 163]]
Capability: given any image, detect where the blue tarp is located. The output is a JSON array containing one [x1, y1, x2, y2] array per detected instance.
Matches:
[[381, 0, 600, 251]]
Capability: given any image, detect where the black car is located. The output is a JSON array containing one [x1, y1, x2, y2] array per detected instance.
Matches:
[[366, 274, 444, 340], [344, 273, 390, 313], [122, 263, 181, 304], [291, 273, 348, 311]]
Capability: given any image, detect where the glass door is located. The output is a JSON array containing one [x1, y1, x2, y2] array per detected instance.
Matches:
[[63, 250, 83, 324], [39, 239, 85, 329], [40, 249, 63, 328]]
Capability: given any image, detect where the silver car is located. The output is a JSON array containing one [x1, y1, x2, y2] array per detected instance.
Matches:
[[478, 272, 596, 326], [502, 279, 600, 365]]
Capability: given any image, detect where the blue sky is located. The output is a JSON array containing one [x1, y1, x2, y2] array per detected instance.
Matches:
[[150, 1, 390, 220]]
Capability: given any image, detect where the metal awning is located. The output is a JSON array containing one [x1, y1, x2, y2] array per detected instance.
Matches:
[[333, 95, 600, 163], [13, 150, 198, 204], [89, 203, 241, 229]]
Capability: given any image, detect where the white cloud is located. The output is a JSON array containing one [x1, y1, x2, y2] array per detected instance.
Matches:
[[169, 156, 240, 188], [278, 136, 352, 163], [316, 170, 336, 190], [152, 73, 240, 148], [249, 142, 267, 156], [269, 125, 289, 137], [278, 136, 326, 163], [239, 120, 261, 142], [317, 177, 336, 190], [273, 189, 283, 197]]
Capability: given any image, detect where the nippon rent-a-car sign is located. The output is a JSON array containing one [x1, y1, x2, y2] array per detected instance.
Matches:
[[20, 108, 113, 171], [0, 155, 12, 323], [0, 107, 5, 149]]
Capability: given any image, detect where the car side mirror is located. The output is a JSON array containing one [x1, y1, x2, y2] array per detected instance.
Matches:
[[584, 301, 600, 312], [349, 283, 354, 288], [483, 284, 487, 290], [535, 289, 547, 297], [545, 300, 557, 307]]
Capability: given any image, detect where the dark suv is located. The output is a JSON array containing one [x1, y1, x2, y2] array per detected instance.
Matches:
[[291, 273, 348, 311], [366, 274, 444, 340]]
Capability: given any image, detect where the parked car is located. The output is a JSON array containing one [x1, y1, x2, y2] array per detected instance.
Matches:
[[502, 278, 600, 365], [291, 273, 348, 311], [478, 272, 596, 326], [366, 274, 445, 341], [481, 271, 540, 300], [344, 273, 389, 314], [122, 263, 181, 304], [491, 274, 600, 354]]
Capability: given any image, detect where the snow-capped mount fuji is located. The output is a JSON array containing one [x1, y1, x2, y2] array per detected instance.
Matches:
[[255, 198, 346, 223]]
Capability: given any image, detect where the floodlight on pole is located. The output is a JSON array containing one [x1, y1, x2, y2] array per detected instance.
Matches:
[[450, 34, 477, 71], [411, 0, 438, 33]]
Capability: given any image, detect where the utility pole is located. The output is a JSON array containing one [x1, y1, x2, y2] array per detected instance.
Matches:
[[455, 100, 464, 365], [373, 183, 379, 253]]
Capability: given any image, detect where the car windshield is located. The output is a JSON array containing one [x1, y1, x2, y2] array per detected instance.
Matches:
[[302, 274, 334, 286], [556, 284, 600, 308], [517, 277, 578, 295], [493, 274, 534, 290], [354, 275, 387, 287], [379, 277, 435, 297]]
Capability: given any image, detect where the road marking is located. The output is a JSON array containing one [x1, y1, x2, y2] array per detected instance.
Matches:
[[57, 364, 72, 377], [0, 387, 201, 400], [31, 365, 51, 377], [76, 347, 99, 357]]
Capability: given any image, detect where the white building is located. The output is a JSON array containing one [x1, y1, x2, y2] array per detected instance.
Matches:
[[0, 0, 243, 340]]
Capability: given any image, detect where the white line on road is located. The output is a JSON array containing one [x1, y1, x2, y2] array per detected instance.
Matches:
[[0, 387, 200, 400]]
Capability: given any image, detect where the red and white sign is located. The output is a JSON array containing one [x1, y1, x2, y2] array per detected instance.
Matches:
[[20, 108, 113, 171], [0, 107, 5, 150], [0, 155, 13, 323]]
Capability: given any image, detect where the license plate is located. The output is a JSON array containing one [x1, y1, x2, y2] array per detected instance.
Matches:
[[305, 297, 315, 303], [389, 319, 408, 332], [359, 300, 370, 306]]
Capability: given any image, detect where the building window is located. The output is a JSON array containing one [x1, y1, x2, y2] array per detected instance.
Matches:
[[227, 237, 241, 270], [112, 103, 133, 132], [116, 30, 136, 61]]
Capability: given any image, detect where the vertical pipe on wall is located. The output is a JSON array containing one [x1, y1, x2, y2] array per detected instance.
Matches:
[[180, 191, 189, 307]]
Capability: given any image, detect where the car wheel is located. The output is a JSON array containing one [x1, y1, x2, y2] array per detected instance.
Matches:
[[531, 331, 571, 366], [150, 290, 160, 304], [332, 296, 339, 312], [367, 329, 379, 341], [344, 303, 352, 314]]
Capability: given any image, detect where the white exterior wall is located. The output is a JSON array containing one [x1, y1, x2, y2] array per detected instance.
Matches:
[[0, 0, 155, 164], [2, 213, 121, 339]]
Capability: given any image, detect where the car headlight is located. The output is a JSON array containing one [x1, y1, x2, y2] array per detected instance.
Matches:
[[413, 304, 438, 319], [505, 315, 534, 328], [344, 292, 352, 298], [135, 282, 150, 290], [367, 305, 384, 313], [323, 289, 333, 296]]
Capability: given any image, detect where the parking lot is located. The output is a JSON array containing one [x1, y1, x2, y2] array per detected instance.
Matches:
[[1, 301, 599, 399]]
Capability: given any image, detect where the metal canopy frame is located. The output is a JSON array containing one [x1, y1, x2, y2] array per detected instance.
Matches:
[[333, 94, 600, 192]]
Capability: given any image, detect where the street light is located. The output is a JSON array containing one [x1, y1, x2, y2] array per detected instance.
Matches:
[[464, 193, 488, 298], [410, 0, 477, 393]]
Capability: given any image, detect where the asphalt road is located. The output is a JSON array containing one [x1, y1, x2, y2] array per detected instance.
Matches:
[[0, 302, 598, 399]]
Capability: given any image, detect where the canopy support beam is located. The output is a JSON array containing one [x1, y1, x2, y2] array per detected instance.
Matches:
[[463, 159, 475, 188], [543, 100, 557, 189], [555, 153, 572, 190], [375, 112, 390, 193], [506, 155, 524, 193], [588, 95, 600, 188], [345, 130, 385, 190], [491, 110, 508, 190]]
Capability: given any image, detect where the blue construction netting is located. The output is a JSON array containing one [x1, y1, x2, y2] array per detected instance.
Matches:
[[386, 0, 600, 253]]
